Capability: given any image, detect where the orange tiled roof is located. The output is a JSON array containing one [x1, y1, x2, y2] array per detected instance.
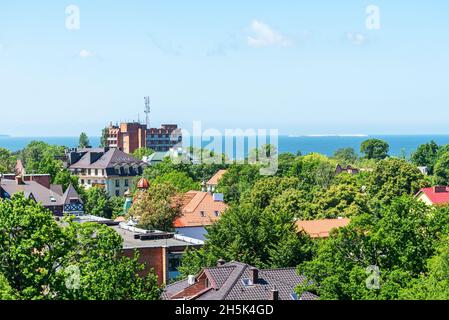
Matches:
[[296, 218, 350, 239], [207, 170, 227, 186], [174, 191, 228, 228]]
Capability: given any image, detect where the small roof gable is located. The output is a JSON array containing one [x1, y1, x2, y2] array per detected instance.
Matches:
[[62, 184, 83, 204]]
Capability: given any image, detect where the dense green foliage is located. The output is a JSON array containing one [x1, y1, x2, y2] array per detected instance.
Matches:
[[132, 147, 154, 160], [83, 186, 124, 219], [78, 132, 90, 148], [0, 194, 160, 300], [360, 139, 390, 160]]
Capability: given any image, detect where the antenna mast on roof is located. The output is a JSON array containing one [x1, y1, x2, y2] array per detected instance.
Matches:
[[144, 96, 151, 129]]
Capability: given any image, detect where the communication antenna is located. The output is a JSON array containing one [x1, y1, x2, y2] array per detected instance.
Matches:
[[144, 96, 151, 129]]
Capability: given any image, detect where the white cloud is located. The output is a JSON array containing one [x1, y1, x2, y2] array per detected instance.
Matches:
[[346, 33, 367, 46], [247, 20, 292, 48], [79, 49, 95, 58]]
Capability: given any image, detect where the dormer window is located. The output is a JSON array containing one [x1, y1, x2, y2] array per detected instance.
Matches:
[[200, 211, 206, 217]]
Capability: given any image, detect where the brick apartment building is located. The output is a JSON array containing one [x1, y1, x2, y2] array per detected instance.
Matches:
[[106, 122, 182, 154]]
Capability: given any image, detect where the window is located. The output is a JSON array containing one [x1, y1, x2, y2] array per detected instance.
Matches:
[[87, 180, 91, 185], [115, 180, 120, 187], [87, 169, 91, 175], [200, 211, 206, 217], [214, 211, 220, 217], [95, 169, 98, 176], [115, 190, 120, 197], [80, 179, 85, 185], [125, 179, 129, 187]]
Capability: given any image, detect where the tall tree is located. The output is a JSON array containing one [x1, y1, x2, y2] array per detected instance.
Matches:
[[78, 132, 90, 148], [411, 141, 440, 174], [0, 193, 160, 300], [100, 127, 109, 148], [360, 139, 390, 160], [434, 151, 449, 186], [127, 182, 182, 231]]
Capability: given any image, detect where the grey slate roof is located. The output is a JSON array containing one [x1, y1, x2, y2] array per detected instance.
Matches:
[[0, 179, 64, 206], [62, 184, 83, 205], [69, 148, 143, 170], [164, 261, 319, 301]]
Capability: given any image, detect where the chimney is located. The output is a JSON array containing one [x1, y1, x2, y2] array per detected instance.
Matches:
[[270, 288, 279, 301], [217, 259, 226, 267], [250, 267, 259, 285], [434, 186, 447, 193]]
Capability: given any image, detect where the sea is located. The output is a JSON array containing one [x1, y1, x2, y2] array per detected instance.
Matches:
[[2, 135, 449, 157]]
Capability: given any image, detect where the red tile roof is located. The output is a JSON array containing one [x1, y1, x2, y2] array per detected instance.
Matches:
[[296, 218, 350, 238], [207, 170, 227, 186], [417, 187, 449, 205], [174, 191, 228, 228]]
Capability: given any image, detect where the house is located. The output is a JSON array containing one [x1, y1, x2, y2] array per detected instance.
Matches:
[[416, 186, 449, 206], [296, 218, 350, 239], [206, 169, 227, 192], [162, 260, 318, 300], [0, 174, 83, 216], [111, 223, 203, 285], [174, 191, 228, 241], [66, 147, 147, 197], [336, 164, 359, 175]]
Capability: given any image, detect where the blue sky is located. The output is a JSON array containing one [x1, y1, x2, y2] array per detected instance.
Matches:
[[0, 1, 448, 136]]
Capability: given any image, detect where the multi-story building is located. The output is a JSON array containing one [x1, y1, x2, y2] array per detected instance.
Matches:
[[66, 147, 147, 197], [146, 124, 182, 152], [105, 122, 182, 154], [107, 122, 147, 154]]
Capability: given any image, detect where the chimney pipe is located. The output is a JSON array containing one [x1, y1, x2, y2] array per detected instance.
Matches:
[[250, 267, 258, 285], [270, 288, 279, 301]]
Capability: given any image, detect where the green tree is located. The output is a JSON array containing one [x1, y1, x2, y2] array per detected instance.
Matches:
[[100, 127, 109, 148], [333, 147, 358, 164], [0, 274, 15, 300], [0, 193, 161, 300], [53, 169, 84, 197], [84, 187, 112, 218], [78, 132, 90, 148], [19, 141, 65, 181], [153, 171, 199, 193], [411, 141, 440, 174], [132, 147, 155, 160], [0, 193, 73, 299], [0, 147, 15, 174], [368, 158, 427, 204], [360, 139, 389, 160], [216, 164, 261, 204], [56, 222, 160, 300], [434, 152, 449, 186], [180, 202, 314, 276], [297, 197, 447, 300], [127, 182, 182, 231]]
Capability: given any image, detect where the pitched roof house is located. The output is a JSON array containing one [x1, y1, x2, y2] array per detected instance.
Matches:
[[206, 170, 227, 191], [174, 191, 228, 228], [336, 164, 359, 175], [296, 218, 350, 239], [0, 175, 83, 216], [67, 147, 147, 197], [163, 260, 318, 300], [416, 186, 449, 206]]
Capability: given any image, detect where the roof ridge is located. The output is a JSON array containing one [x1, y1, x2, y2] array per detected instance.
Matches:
[[221, 264, 248, 300]]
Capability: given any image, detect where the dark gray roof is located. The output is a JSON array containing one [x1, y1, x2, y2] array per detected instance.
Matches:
[[62, 184, 83, 205], [0, 179, 64, 207], [69, 148, 144, 170], [164, 261, 318, 301]]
